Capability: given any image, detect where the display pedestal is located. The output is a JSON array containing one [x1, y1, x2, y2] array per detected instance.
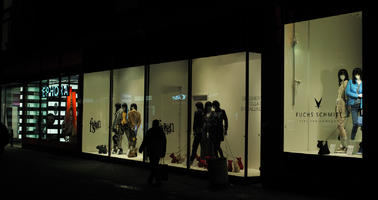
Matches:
[[207, 157, 228, 185]]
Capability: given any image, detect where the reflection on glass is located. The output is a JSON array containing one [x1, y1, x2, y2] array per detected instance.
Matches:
[[25, 82, 40, 139], [149, 61, 188, 168], [82, 71, 110, 156], [111, 66, 144, 161], [5, 86, 22, 141], [284, 12, 363, 158]]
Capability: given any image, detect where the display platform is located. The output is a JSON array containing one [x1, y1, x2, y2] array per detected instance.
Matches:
[[110, 151, 144, 161]]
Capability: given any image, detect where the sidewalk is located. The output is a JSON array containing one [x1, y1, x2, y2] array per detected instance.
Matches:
[[0, 146, 341, 200]]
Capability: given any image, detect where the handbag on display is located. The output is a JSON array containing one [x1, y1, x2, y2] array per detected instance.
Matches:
[[318, 141, 330, 155], [160, 158, 168, 181]]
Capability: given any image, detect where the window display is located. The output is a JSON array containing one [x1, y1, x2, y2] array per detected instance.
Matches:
[[82, 71, 110, 156], [80, 53, 261, 177], [284, 12, 363, 157], [148, 60, 188, 168], [39, 76, 79, 143], [247, 53, 261, 177], [191, 52, 248, 177], [3, 86, 22, 141], [111, 66, 145, 160]]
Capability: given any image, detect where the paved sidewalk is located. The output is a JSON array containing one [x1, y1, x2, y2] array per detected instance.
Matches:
[[0, 146, 349, 200]]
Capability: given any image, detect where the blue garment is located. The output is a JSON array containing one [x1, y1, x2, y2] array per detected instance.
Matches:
[[345, 80, 362, 109]]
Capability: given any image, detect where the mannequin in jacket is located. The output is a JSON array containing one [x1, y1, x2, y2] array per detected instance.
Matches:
[[202, 101, 215, 158], [211, 100, 228, 158], [346, 67, 363, 154], [335, 69, 349, 152], [127, 103, 141, 157], [112, 103, 124, 154], [189, 102, 204, 165]]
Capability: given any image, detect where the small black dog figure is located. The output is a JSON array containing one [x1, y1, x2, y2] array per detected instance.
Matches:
[[96, 145, 108, 154]]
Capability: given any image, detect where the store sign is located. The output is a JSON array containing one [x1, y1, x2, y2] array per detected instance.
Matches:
[[295, 97, 339, 124], [162, 122, 175, 134], [172, 94, 186, 101], [90, 118, 101, 133], [42, 85, 69, 98]]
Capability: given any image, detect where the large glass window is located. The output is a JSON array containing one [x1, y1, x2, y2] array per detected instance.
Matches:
[[149, 61, 188, 168], [247, 53, 261, 177], [284, 12, 363, 158], [82, 71, 110, 156], [60, 75, 79, 143], [111, 66, 145, 160], [41, 78, 60, 141], [25, 81, 40, 139], [3, 86, 22, 142], [191, 52, 247, 177]]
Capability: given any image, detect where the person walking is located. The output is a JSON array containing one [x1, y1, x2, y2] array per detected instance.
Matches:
[[139, 119, 167, 185]]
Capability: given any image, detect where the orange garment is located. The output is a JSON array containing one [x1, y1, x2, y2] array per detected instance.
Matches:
[[128, 109, 141, 129], [65, 87, 77, 136], [122, 112, 127, 125]]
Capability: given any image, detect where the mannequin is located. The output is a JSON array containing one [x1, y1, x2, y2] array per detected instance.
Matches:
[[335, 69, 349, 152], [121, 103, 128, 154], [202, 101, 215, 158], [346, 67, 363, 154], [189, 102, 204, 165], [126, 103, 141, 157], [112, 103, 124, 154], [211, 100, 228, 158]]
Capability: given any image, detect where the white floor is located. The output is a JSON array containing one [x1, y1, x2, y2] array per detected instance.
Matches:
[[85, 151, 260, 177], [289, 150, 363, 158]]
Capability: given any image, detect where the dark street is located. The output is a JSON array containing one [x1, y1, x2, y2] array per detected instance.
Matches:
[[0, 146, 352, 200]]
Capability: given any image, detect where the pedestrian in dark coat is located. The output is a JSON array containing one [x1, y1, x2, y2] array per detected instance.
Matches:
[[139, 119, 167, 185]]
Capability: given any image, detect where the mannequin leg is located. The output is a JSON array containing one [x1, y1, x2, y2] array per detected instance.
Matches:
[[351, 105, 359, 140], [112, 134, 119, 153], [337, 118, 347, 148], [190, 134, 201, 161]]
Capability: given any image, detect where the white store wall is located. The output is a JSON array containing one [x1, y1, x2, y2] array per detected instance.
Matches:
[[82, 71, 110, 154]]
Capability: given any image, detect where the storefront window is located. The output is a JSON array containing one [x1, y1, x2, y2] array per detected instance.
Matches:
[[191, 52, 246, 177], [149, 60, 188, 168], [111, 66, 144, 160], [82, 71, 110, 156], [4, 86, 22, 140], [60, 75, 79, 143], [284, 12, 363, 157], [247, 53, 261, 177], [25, 82, 40, 139]]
